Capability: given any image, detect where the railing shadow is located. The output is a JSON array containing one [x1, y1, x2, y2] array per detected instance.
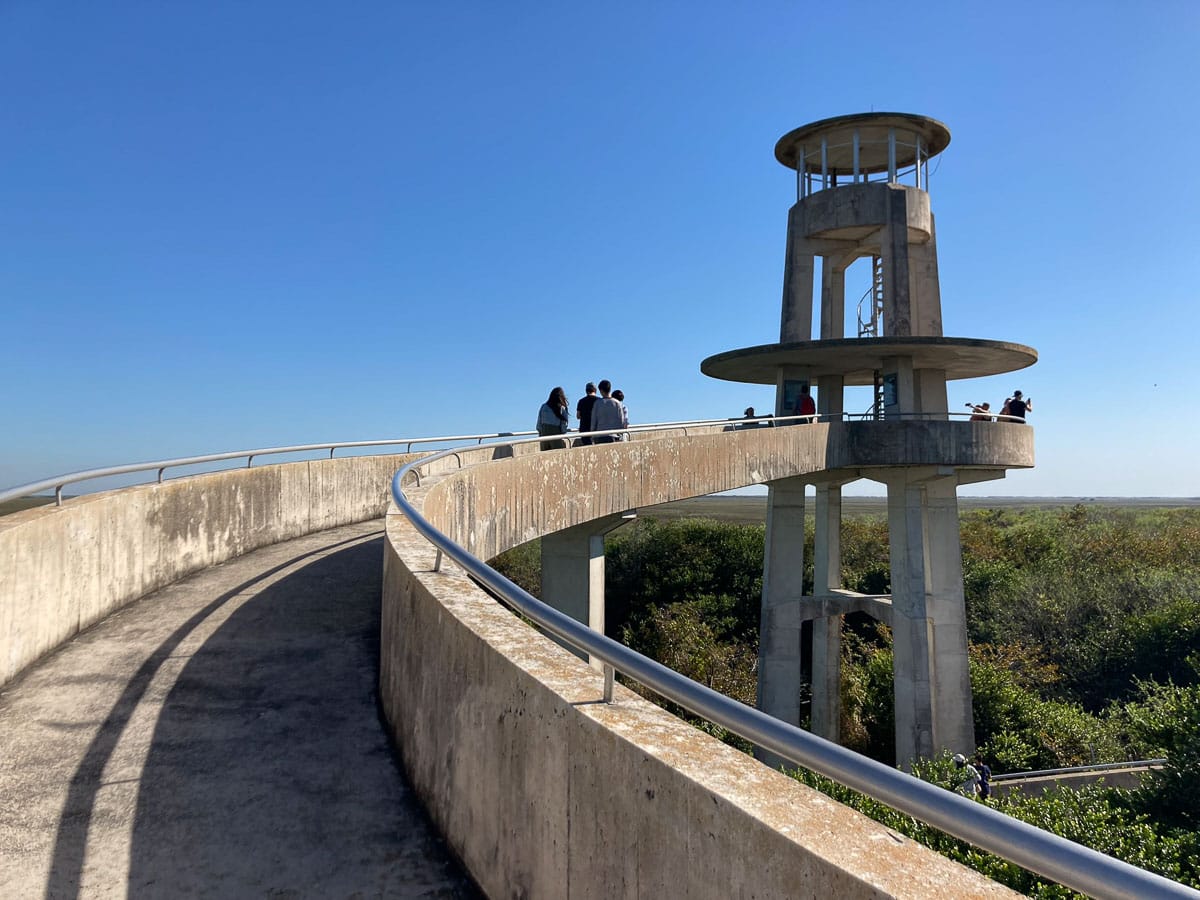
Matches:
[[44, 531, 478, 899]]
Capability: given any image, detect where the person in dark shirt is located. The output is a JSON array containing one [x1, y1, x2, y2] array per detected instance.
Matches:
[[1001, 390, 1032, 422], [576, 382, 598, 446], [974, 754, 993, 800]]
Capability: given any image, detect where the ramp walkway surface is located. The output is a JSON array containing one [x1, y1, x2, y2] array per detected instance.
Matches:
[[0, 520, 479, 898]]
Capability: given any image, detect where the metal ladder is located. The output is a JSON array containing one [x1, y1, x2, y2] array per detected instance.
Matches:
[[856, 257, 885, 418], [856, 255, 884, 338]]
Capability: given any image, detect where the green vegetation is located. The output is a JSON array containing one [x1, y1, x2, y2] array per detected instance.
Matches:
[[0, 496, 58, 517], [492, 505, 1200, 893]]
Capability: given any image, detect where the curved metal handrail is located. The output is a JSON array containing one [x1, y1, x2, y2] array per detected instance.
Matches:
[[1, 419, 761, 508], [1, 411, 1029, 511], [389, 434, 1195, 900], [0, 432, 536, 507]]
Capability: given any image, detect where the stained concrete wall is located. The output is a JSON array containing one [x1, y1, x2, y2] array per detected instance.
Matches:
[[0, 453, 418, 688], [382, 426, 1021, 898]]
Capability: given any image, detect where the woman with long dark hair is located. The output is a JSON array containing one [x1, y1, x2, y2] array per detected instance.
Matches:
[[536, 386, 570, 450]]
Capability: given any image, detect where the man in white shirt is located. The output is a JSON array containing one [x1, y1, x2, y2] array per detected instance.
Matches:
[[589, 380, 624, 444]]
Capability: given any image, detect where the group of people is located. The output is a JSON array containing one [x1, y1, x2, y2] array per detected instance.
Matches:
[[536, 381, 629, 450], [735, 385, 816, 428], [966, 389, 1033, 423], [952, 752, 993, 800]]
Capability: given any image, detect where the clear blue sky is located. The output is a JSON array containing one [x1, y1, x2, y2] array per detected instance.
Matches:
[[3, 1, 1197, 496]]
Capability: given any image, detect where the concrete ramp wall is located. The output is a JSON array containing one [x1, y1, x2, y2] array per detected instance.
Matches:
[[0, 453, 417, 688], [382, 427, 1018, 898]]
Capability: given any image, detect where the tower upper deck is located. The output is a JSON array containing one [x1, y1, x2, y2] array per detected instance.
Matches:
[[775, 112, 950, 198]]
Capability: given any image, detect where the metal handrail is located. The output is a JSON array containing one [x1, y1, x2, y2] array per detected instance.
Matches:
[[0, 432, 536, 507], [991, 759, 1168, 783], [0, 419, 762, 508], [1, 411, 1031, 511], [390, 434, 1195, 900]]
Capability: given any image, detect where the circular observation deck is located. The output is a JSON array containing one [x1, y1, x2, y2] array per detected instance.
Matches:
[[775, 112, 951, 173], [775, 112, 951, 199], [701, 336, 1037, 386]]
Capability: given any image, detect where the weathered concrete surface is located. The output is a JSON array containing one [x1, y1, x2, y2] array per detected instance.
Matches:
[[0, 453, 418, 689], [382, 433, 1020, 898], [0, 520, 477, 898], [412, 424, 1030, 567]]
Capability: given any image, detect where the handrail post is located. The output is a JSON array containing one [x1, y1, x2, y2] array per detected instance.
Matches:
[[55, 485, 63, 507], [157, 467, 166, 483], [247, 455, 254, 468], [603, 663, 615, 703]]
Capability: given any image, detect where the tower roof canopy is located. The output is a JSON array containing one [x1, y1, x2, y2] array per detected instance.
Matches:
[[775, 113, 951, 174]]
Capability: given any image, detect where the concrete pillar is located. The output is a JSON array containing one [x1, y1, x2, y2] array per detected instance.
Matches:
[[757, 475, 807, 766], [540, 513, 634, 669], [882, 187, 914, 337], [883, 468, 974, 767], [819, 254, 849, 340], [924, 475, 975, 756], [908, 218, 943, 336], [881, 355, 915, 419], [913, 368, 949, 417], [810, 481, 842, 741], [780, 209, 814, 342], [885, 471, 935, 766]]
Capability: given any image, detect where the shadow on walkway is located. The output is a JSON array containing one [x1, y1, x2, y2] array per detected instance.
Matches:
[[39, 525, 478, 898]]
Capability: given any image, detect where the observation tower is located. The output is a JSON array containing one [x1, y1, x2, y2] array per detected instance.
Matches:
[[701, 113, 1037, 765]]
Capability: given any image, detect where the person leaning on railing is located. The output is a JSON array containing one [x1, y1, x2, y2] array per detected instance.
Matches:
[[589, 380, 624, 444], [536, 386, 571, 450]]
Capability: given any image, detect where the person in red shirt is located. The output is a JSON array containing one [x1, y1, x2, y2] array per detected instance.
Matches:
[[794, 385, 816, 423]]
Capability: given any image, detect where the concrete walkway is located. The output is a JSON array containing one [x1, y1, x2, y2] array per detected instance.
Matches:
[[0, 520, 479, 898]]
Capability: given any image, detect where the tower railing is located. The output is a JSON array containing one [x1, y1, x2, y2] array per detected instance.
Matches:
[[795, 131, 931, 198], [1, 412, 1040, 511]]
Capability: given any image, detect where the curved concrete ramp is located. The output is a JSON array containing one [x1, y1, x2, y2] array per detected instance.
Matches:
[[0, 521, 477, 898]]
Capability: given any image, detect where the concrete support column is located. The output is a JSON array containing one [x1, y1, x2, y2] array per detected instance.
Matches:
[[882, 188, 914, 336], [882, 468, 974, 767], [810, 482, 843, 741], [924, 475, 975, 756], [780, 210, 814, 342], [914, 368, 949, 418], [757, 476, 807, 766], [819, 254, 849, 340], [885, 471, 935, 766], [881, 355, 915, 419], [540, 513, 633, 669], [908, 222, 943, 336]]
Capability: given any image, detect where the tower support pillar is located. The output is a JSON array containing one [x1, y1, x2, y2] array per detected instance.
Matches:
[[882, 468, 974, 766], [756, 476, 807, 766], [810, 480, 843, 741], [541, 513, 634, 669]]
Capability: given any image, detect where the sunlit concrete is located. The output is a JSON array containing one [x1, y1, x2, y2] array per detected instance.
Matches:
[[0, 453, 418, 689], [382, 428, 1020, 898], [0, 521, 476, 897]]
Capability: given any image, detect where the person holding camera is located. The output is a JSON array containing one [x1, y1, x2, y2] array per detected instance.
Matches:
[[965, 402, 992, 421], [1000, 390, 1032, 423]]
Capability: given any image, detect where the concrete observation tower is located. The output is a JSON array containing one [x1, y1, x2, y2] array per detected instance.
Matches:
[[701, 113, 1037, 765]]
